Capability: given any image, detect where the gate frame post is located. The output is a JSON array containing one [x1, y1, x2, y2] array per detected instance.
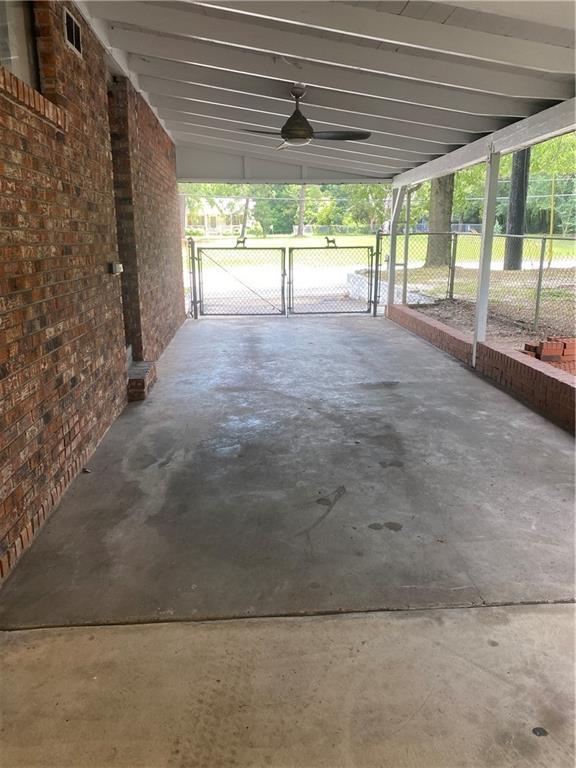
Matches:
[[188, 237, 199, 319], [387, 186, 406, 309]]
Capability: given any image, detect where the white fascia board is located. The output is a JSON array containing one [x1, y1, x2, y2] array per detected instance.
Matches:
[[194, 1, 575, 74], [392, 98, 576, 187]]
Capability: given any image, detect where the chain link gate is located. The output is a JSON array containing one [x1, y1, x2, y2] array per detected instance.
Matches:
[[288, 246, 375, 314], [188, 239, 376, 317], [188, 240, 286, 316]]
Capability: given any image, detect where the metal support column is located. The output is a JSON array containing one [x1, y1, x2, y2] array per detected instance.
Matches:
[[387, 186, 406, 309], [472, 150, 501, 367]]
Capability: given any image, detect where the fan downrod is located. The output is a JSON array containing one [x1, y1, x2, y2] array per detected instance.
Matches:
[[289, 84, 307, 102]]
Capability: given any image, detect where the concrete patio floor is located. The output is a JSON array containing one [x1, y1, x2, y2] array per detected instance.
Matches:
[[0, 316, 573, 627], [0, 316, 574, 767]]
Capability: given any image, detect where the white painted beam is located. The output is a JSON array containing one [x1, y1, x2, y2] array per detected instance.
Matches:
[[393, 98, 576, 187], [149, 93, 456, 157], [176, 144, 386, 182], [169, 127, 406, 173], [141, 78, 466, 149], [158, 109, 437, 164], [195, 1, 575, 74], [161, 115, 426, 166], [98, 7, 540, 116], [174, 139, 390, 180], [91, 1, 571, 99], [130, 54, 510, 134]]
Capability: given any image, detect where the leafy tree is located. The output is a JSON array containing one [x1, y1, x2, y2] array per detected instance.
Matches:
[[251, 184, 299, 234], [425, 174, 454, 266], [343, 183, 390, 231]]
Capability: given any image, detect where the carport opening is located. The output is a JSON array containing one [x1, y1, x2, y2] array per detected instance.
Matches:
[[179, 182, 391, 316]]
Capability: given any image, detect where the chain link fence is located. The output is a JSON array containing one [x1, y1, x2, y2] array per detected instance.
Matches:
[[390, 232, 575, 340]]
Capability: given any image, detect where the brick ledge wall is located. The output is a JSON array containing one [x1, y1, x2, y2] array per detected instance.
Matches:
[[387, 305, 575, 433], [0, 66, 66, 127]]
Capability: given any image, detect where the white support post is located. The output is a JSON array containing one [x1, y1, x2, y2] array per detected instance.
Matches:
[[402, 187, 412, 304], [472, 149, 501, 367], [387, 186, 405, 309]]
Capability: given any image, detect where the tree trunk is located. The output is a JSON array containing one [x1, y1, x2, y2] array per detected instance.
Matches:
[[240, 196, 250, 238], [296, 184, 306, 237], [425, 174, 454, 266], [504, 147, 530, 270]]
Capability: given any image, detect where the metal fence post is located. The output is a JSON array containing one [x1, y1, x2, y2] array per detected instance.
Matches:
[[188, 237, 199, 319], [448, 233, 458, 299], [287, 247, 294, 314], [372, 231, 381, 316], [281, 248, 288, 317], [533, 237, 547, 330]]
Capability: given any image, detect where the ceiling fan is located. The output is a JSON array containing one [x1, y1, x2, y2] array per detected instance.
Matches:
[[244, 84, 371, 149]]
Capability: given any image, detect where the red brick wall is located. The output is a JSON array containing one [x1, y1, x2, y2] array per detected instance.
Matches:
[[109, 77, 185, 362], [387, 305, 473, 366], [0, 2, 127, 572], [475, 343, 575, 433], [387, 305, 575, 433]]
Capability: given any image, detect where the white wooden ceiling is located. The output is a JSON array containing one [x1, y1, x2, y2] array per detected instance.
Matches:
[[82, 0, 575, 182]]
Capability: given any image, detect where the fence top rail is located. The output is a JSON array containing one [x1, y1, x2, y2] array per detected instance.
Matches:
[[389, 232, 576, 241], [196, 246, 286, 252], [288, 245, 374, 251]]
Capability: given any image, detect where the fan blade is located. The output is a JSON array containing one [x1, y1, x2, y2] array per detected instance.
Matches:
[[313, 130, 372, 141], [243, 129, 283, 136]]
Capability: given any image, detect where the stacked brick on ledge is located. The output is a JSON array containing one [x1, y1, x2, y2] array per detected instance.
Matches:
[[127, 363, 157, 401], [523, 338, 576, 375]]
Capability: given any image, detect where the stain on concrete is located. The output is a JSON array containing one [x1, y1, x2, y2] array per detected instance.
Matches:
[[532, 727, 548, 737], [379, 459, 404, 469], [487, 639, 499, 647], [358, 381, 400, 390], [368, 523, 384, 531], [297, 485, 347, 538], [384, 522, 403, 532]]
